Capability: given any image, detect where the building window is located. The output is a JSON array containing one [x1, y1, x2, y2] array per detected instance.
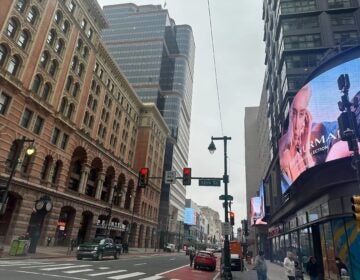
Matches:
[[20, 108, 33, 128], [87, 28, 93, 40], [282, 16, 319, 31], [62, 20, 70, 34], [333, 31, 359, 45], [54, 39, 64, 54], [7, 18, 18, 38], [42, 83, 51, 101], [33, 115, 44, 135], [65, 76, 73, 91], [71, 56, 78, 70], [328, 0, 351, 9], [0, 92, 11, 115], [284, 34, 321, 49], [60, 133, 69, 149], [0, 44, 8, 66], [82, 46, 89, 58], [68, 1, 76, 14], [77, 63, 84, 77], [40, 51, 49, 68], [7, 55, 21, 75], [67, 103, 74, 119], [16, 0, 26, 13], [59, 98, 67, 115], [17, 30, 29, 49], [281, 0, 317, 13], [331, 13, 355, 26], [81, 19, 87, 30], [76, 39, 82, 51], [51, 127, 60, 144], [26, 7, 38, 25], [72, 83, 79, 97], [51, 160, 62, 184], [47, 29, 56, 45], [48, 60, 58, 77], [32, 74, 42, 93], [54, 10, 62, 24]]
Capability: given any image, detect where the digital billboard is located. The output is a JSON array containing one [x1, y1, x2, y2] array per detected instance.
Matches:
[[250, 197, 262, 225], [184, 208, 195, 225], [279, 57, 360, 194]]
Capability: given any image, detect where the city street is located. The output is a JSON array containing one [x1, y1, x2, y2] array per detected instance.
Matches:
[[0, 253, 219, 280]]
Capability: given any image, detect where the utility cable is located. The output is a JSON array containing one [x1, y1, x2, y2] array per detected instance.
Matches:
[[207, 0, 224, 136]]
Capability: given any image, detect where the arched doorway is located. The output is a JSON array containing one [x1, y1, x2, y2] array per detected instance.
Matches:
[[137, 224, 144, 248], [0, 192, 22, 243], [77, 211, 93, 244], [145, 226, 150, 249], [129, 223, 137, 247], [55, 206, 76, 246]]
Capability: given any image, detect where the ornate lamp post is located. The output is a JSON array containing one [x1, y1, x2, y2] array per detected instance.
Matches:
[[0, 137, 35, 215], [208, 136, 232, 280]]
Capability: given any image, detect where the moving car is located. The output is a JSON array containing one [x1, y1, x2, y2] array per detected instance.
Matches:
[[194, 250, 217, 271], [164, 243, 176, 252], [76, 237, 122, 260]]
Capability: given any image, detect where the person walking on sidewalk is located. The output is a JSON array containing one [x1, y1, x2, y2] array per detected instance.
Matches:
[[306, 256, 319, 280], [284, 251, 296, 280], [189, 250, 195, 268], [253, 250, 267, 280]]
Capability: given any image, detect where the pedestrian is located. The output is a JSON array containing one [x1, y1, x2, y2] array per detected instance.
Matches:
[[70, 238, 76, 251], [335, 257, 348, 278], [284, 251, 296, 280], [47, 236, 52, 247], [253, 250, 267, 280], [306, 256, 319, 280], [189, 250, 195, 268]]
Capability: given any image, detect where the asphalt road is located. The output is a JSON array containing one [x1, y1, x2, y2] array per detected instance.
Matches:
[[0, 253, 192, 280]]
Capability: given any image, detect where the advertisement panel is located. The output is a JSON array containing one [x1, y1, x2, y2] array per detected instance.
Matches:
[[184, 208, 195, 225], [279, 57, 360, 193], [250, 197, 261, 225]]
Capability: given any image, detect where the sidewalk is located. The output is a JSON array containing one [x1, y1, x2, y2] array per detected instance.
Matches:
[[0, 245, 170, 260], [218, 261, 310, 280]]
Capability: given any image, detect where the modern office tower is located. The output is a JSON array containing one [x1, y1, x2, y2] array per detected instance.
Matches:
[[245, 0, 360, 276], [0, 0, 169, 249], [102, 4, 195, 244]]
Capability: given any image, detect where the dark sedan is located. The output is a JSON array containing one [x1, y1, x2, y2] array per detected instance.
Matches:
[[76, 237, 121, 260]]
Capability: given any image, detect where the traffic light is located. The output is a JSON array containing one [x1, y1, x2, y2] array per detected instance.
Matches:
[[138, 168, 149, 188], [229, 211, 235, 226], [351, 195, 360, 220], [183, 167, 192, 185]]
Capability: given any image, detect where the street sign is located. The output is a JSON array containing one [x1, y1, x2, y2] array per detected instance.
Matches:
[[198, 178, 221, 187], [219, 195, 233, 201], [222, 222, 232, 235], [165, 171, 176, 184]]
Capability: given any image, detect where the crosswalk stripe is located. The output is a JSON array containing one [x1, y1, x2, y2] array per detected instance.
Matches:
[[108, 272, 146, 279], [40, 265, 91, 271], [64, 269, 94, 274], [139, 276, 164, 280], [0, 262, 54, 267], [21, 263, 73, 268], [87, 270, 127, 276]]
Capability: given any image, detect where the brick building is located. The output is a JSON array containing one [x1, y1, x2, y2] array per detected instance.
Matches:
[[0, 0, 169, 249]]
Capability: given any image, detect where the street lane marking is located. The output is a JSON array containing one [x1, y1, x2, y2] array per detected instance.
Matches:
[[139, 276, 164, 280], [17, 270, 89, 280], [169, 259, 175, 261], [64, 269, 94, 274], [134, 263, 147, 266], [108, 272, 145, 279], [21, 263, 74, 268], [41, 265, 91, 271], [156, 264, 189, 276], [87, 269, 127, 276], [98, 267, 110, 269]]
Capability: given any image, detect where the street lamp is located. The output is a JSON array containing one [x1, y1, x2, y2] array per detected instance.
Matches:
[[208, 136, 232, 280], [126, 194, 135, 247], [0, 137, 35, 215], [105, 184, 120, 237]]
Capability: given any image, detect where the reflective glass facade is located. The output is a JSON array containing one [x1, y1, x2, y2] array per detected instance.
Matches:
[[102, 4, 195, 225]]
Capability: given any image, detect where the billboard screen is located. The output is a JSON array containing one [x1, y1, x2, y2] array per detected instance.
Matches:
[[184, 208, 195, 225], [258, 182, 267, 225], [250, 197, 261, 225], [279, 57, 360, 194]]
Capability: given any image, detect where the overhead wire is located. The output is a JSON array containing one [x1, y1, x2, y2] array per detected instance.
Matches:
[[207, 0, 224, 136]]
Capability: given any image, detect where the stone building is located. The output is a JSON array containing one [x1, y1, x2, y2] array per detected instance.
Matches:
[[0, 0, 169, 249]]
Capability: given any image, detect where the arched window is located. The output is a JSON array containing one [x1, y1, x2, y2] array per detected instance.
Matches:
[[77, 63, 84, 77], [76, 39, 83, 51], [47, 29, 56, 45], [65, 76, 73, 91], [0, 44, 8, 66], [7, 18, 18, 38], [40, 51, 49, 68], [89, 116, 94, 128], [72, 83, 79, 97], [16, 0, 27, 13], [82, 46, 89, 58], [42, 82, 51, 101], [92, 100, 97, 111], [71, 56, 78, 70], [31, 74, 42, 93], [91, 79, 96, 90], [54, 10, 62, 24], [26, 7, 38, 24], [51, 160, 62, 184], [59, 97, 67, 114], [54, 39, 64, 54], [68, 1, 76, 14], [83, 111, 89, 125], [17, 30, 30, 49], [87, 95, 93, 107], [81, 19, 87, 30], [67, 103, 75, 119], [48, 60, 58, 76], [62, 20, 70, 34], [7, 55, 21, 75], [40, 156, 53, 180], [95, 85, 100, 95]]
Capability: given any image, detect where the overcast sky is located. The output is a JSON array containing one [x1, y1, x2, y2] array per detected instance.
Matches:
[[98, 0, 265, 226]]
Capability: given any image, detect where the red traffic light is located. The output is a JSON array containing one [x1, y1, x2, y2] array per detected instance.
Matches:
[[183, 168, 191, 175], [183, 168, 191, 185], [140, 168, 149, 175], [230, 212, 234, 218]]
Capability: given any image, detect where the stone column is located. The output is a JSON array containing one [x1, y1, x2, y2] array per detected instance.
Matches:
[[130, 190, 136, 213], [120, 188, 127, 208], [95, 172, 105, 200], [79, 164, 90, 194], [109, 180, 118, 204]]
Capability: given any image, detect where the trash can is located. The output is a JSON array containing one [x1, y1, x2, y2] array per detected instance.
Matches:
[[9, 240, 19, 256], [16, 240, 26, 256]]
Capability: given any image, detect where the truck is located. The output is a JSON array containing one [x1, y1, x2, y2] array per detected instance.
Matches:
[[229, 240, 243, 271]]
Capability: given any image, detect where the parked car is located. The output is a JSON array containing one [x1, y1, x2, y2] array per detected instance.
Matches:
[[194, 250, 217, 271], [76, 237, 122, 260], [164, 243, 176, 252]]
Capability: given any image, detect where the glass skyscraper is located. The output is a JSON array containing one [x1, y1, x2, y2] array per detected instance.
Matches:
[[102, 4, 195, 240]]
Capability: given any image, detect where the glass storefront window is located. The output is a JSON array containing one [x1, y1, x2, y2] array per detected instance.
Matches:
[[299, 228, 312, 269], [320, 222, 337, 279]]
